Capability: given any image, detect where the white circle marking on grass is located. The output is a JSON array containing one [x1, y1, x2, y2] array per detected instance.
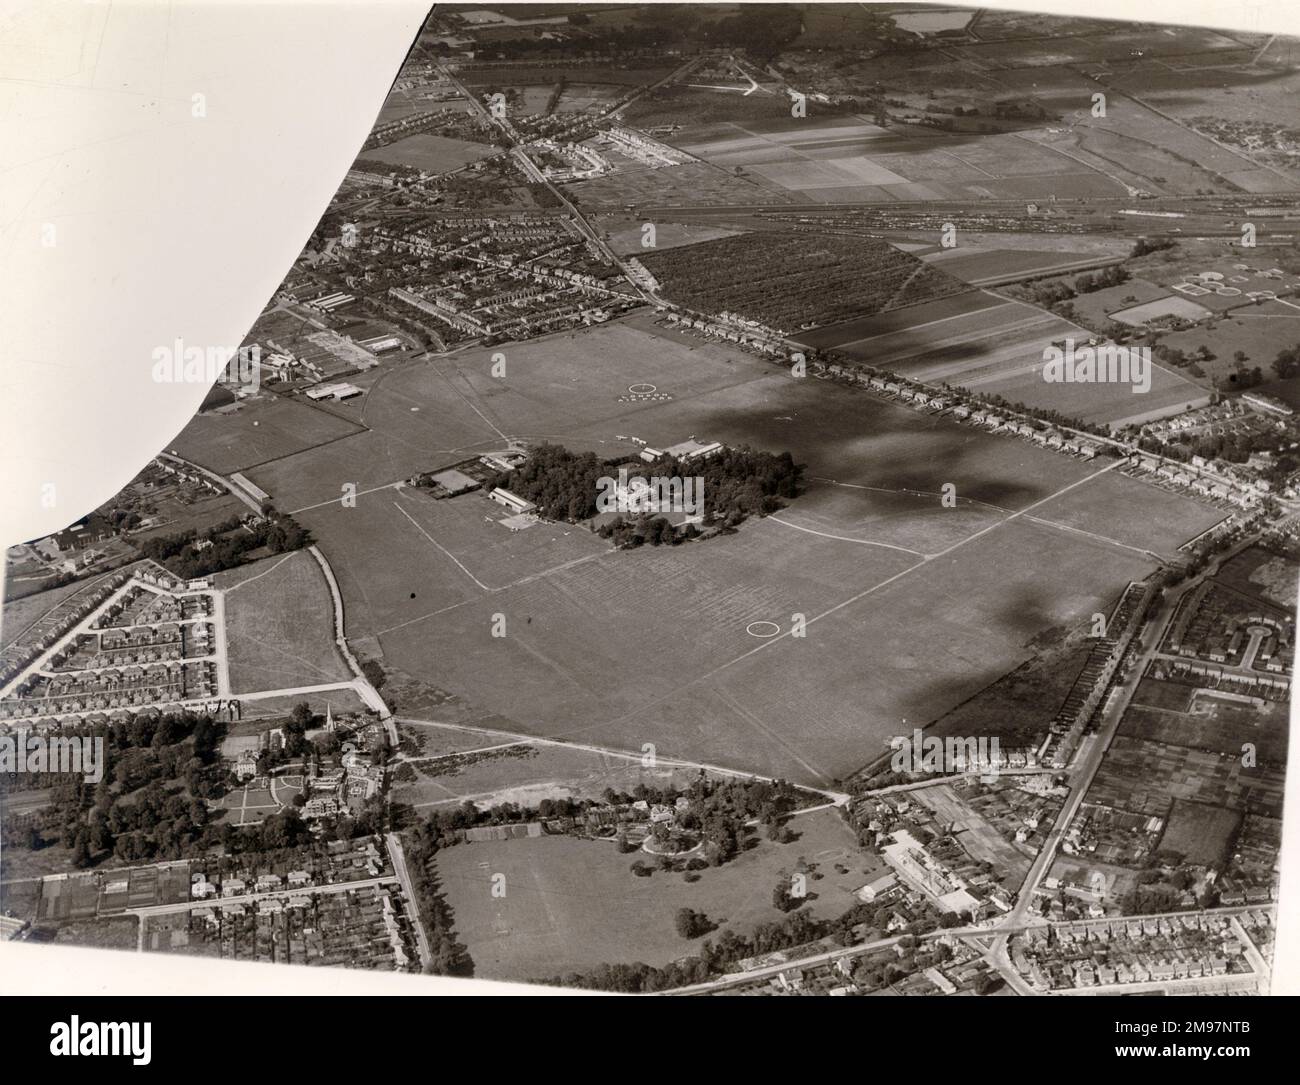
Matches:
[[746, 621, 781, 638], [628, 383, 657, 394]]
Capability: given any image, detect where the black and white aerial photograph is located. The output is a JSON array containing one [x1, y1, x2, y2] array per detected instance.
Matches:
[[2, 0, 1299, 1049]]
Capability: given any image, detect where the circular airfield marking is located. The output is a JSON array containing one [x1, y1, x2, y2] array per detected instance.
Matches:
[[746, 621, 781, 638], [628, 383, 657, 394]]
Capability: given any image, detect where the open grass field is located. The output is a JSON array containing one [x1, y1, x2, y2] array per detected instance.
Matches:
[[393, 738, 715, 810], [298, 487, 610, 647], [238, 686, 369, 721], [128, 490, 247, 547], [1158, 800, 1242, 866], [171, 395, 365, 475], [368, 475, 1210, 785], [396, 718, 522, 758], [217, 551, 350, 695], [201, 317, 1225, 785], [361, 132, 495, 173], [436, 806, 873, 980], [1151, 305, 1300, 388], [597, 214, 744, 256]]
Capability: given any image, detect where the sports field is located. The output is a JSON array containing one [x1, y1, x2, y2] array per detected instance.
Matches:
[[437, 807, 873, 980], [362, 132, 495, 173]]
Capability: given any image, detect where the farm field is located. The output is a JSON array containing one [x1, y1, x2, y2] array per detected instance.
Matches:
[[621, 84, 840, 131], [567, 159, 789, 209], [922, 247, 1127, 287], [666, 115, 1129, 203], [1108, 60, 1300, 181], [216, 551, 350, 695], [793, 290, 1211, 429], [972, 363, 1210, 430], [361, 132, 496, 173], [436, 807, 873, 980]]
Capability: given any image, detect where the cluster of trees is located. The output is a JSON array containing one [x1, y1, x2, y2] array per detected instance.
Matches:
[[1015, 278, 1076, 309], [488, 443, 610, 521], [10, 712, 229, 866], [401, 819, 476, 977], [683, 776, 800, 865], [1132, 237, 1176, 258], [1012, 264, 1128, 312], [598, 514, 697, 548], [1271, 344, 1300, 380], [138, 513, 310, 578], [494, 443, 802, 536], [1073, 264, 1130, 294], [674, 907, 716, 939], [697, 4, 802, 60], [552, 887, 955, 993], [772, 878, 803, 913], [693, 446, 801, 526], [548, 909, 823, 992]]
